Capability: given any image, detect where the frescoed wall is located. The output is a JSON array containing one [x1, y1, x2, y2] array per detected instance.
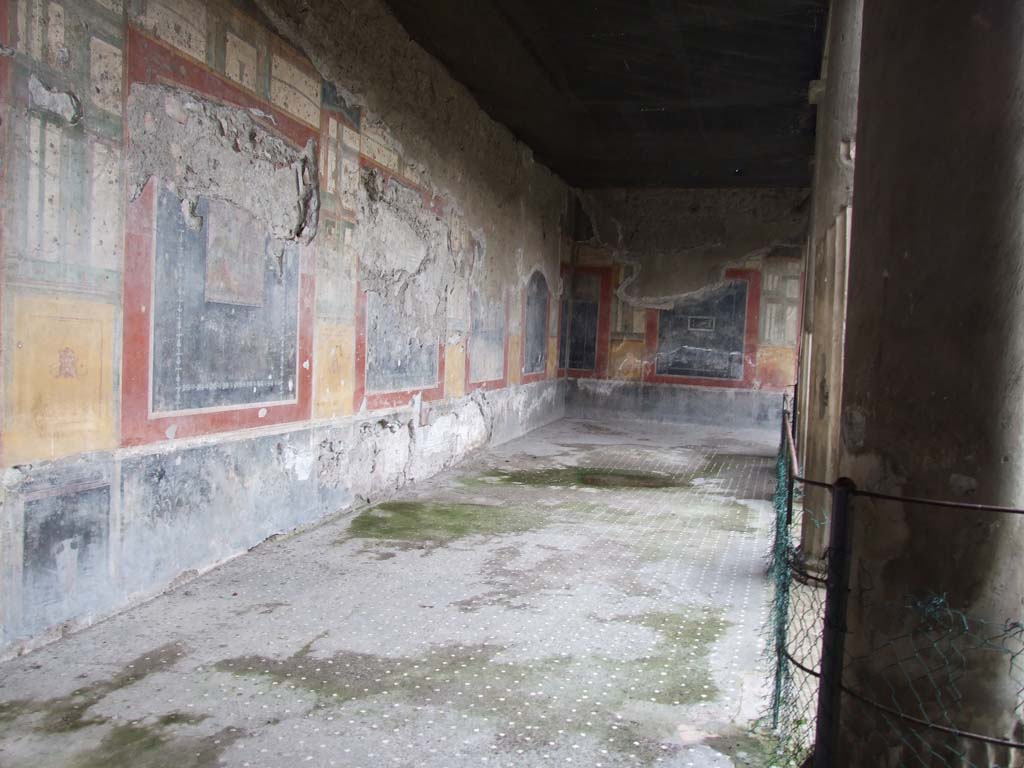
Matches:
[[468, 284, 506, 389], [0, 0, 568, 655], [150, 189, 302, 413], [523, 271, 549, 378], [654, 278, 750, 381], [562, 188, 807, 427]]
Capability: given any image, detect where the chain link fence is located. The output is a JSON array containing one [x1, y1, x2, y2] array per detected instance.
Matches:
[[767, 402, 827, 766], [765, 399, 1024, 767], [842, 594, 1024, 767]]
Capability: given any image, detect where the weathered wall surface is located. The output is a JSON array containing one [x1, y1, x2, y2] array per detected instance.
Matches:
[[562, 188, 807, 428], [837, 1, 1024, 759], [0, 0, 568, 656]]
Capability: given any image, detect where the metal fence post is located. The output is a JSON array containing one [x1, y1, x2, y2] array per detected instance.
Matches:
[[770, 402, 790, 730], [813, 477, 856, 768], [785, 424, 796, 527], [783, 393, 796, 526], [792, 381, 799, 453]]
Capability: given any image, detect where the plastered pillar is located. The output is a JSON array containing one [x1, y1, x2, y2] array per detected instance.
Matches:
[[837, 1, 1024, 763]]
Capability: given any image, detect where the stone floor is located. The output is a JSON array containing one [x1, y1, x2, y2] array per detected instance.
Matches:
[[0, 418, 778, 768]]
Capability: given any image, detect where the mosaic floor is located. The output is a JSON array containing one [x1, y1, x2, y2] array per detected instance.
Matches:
[[0, 418, 777, 768]]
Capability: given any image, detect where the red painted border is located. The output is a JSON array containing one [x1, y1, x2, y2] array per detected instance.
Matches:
[[359, 156, 445, 217], [350, 164, 447, 411], [352, 284, 445, 410], [122, 180, 315, 446], [642, 268, 762, 389], [559, 265, 613, 380], [319, 108, 359, 221], [120, 29, 316, 446], [465, 289, 510, 393], [126, 29, 316, 147]]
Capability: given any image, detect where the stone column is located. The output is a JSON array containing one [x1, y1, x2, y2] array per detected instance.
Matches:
[[837, 1, 1024, 764], [800, 0, 863, 562]]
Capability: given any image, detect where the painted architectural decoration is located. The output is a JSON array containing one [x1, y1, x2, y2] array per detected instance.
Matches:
[[761, 258, 802, 347], [7, 295, 117, 462], [321, 82, 361, 220], [523, 271, 549, 376], [558, 264, 612, 379], [314, 218, 357, 418], [120, 18, 317, 445], [364, 290, 440, 393], [655, 279, 749, 380], [2, 0, 123, 464], [150, 186, 300, 413], [20, 482, 110, 635], [0, 0, 571, 656], [560, 272, 601, 371], [468, 286, 506, 385], [2, 464, 115, 643]]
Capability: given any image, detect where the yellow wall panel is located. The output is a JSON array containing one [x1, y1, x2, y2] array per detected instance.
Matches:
[[609, 339, 646, 381], [445, 342, 466, 398], [546, 336, 558, 379], [508, 335, 522, 385], [314, 322, 355, 419], [6, 294, 116, 464]]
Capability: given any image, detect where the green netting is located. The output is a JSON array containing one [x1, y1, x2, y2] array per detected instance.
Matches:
[[843, 595, 1024, 766], [765, 411, 827, 766], [768, 423, 793, 729], [765, 407, 1024, 766]]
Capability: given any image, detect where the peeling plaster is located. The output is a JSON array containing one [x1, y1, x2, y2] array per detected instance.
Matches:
[[580, 187, 808, 310], [356, 167, 455, 343], [125, 83, 320, 250], [28, 74, 82, 124]]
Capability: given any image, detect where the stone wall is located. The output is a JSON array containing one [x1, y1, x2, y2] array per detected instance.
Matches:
[[0, 0, 568, 656]]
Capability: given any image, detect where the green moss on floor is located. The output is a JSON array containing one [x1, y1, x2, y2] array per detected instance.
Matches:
[[217, 641, 516, 709], [73, 724, 169, 768], [0, 643, 241, 768], [570, 421, 627, 436], [71, 722, 242, 768], [216, 606, 734, 762], [0, 643, 185, 736], [605, 608, 730, 706], [488, 466, 683, 489], [0, 700, 35, 726], [155, 712, 209, 728], [346, 501, 541, 543], [703, 726, 782, 767]]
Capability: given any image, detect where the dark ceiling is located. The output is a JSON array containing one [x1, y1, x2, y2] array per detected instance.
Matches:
[[384, 0, 827, 188]]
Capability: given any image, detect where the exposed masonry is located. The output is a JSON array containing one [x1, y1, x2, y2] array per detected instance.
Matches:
[[126, 83, 320, 251], [356, 167, 464, 347], [579, 188, 808, 310], [317, 383, 566, 505], [26, 74, 82, 124], [256, 0, 567, 296]]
